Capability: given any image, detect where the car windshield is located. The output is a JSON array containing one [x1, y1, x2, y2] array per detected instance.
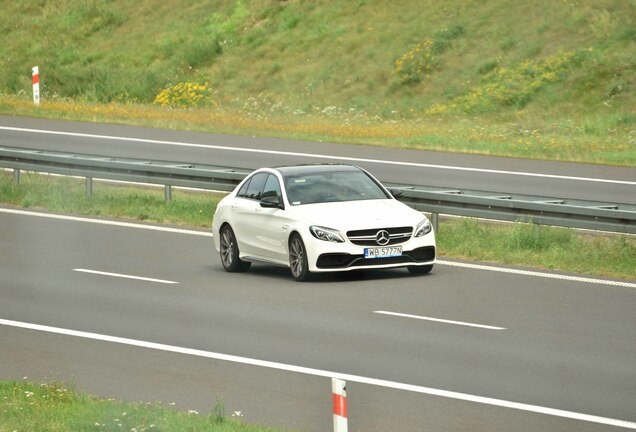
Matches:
[[284, 169, 389, 205]]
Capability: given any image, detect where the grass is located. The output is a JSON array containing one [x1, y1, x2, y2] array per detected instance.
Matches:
[[2, 171, 634, 281], [439, 218, 636, 280], [0, 379, 284, 432], [1, 0, 635, 166], [1, 172, 220, 228]]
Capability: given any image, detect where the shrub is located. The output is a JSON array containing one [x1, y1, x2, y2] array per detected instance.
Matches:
[[393, 39, 436, 85], [427, 50, 582, 113], [181, 33, 223, 69], [154, 82, 210, 108], [393, 25, 464, 85]]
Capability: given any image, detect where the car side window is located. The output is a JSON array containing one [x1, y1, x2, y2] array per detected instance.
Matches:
[[236, 178, 251, 198], [244, 172, 268, 200], [262, 174, 282, 200]]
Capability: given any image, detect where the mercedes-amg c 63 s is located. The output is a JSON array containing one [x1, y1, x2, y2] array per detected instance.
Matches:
[[213, 164, 436, 281]]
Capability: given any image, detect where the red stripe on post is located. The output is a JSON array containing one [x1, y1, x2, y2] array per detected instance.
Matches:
[[332, 393, 347, 418], [32, 74, 39, 85]]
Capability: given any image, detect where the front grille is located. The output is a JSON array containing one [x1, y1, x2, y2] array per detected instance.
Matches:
[[347, 226, 413, 246], [316, 246, 435, 269]]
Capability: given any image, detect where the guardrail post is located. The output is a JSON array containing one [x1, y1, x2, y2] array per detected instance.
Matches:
[[332, 378, 348, 432], [164, 185, 172, 203], [32, 66, 40, 106], [86, 177, 93, 197], [431, 212, 439, 233], [13, 169, 20, 185]]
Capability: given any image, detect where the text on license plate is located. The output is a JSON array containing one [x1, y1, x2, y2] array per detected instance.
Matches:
[[364, 246, 402, 258]]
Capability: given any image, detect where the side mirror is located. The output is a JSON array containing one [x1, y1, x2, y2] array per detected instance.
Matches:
[[390, 188, 403, 199], [260, 195, 284, 210]]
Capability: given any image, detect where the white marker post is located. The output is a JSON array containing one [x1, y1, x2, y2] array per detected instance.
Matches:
[[332, 378, 348, 432], [32, 66, 40, 105]]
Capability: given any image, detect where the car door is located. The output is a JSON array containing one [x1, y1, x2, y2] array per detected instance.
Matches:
[[252, 174, 290, 263], [231, 172, 268, 256]]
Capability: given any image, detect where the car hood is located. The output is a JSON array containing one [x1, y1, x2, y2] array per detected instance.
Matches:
[[288, 199, 423, 231]]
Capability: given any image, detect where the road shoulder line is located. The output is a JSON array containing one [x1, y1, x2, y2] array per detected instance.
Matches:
[[437, 260, 636, 289]]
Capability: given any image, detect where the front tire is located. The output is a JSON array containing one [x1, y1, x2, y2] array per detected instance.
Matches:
[[407, 264, 433, 275], [219, 225, 251, 272], [289, 234, 311, 282]]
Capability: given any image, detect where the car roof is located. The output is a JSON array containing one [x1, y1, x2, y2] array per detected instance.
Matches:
[[273, 164, 361, 177]]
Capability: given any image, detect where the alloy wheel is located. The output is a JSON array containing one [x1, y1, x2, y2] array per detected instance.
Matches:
[[220, 228, 235, 268], [290, 237, 303, 277], [289, 235, 309, 281]]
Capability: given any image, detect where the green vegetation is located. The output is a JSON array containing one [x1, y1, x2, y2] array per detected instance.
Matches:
[[440, 218, 635, 280], [0, 172, 220, 227], [1, 0, 635, 165], [0, 379, 283, 432], [2, 171, 634, 280]]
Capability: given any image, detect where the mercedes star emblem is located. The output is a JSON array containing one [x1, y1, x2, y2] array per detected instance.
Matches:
[[375, 230, 390, 246]]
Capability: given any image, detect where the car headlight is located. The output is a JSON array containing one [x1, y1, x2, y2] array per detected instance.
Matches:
[[414, 218, 432, 237], [310, 226, 345, 243]]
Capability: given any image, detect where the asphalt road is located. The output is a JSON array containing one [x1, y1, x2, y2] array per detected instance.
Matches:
[[1, 209, 635, 431], [1, 116, 635, 204]]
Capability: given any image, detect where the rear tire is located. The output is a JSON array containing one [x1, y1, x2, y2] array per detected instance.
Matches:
[[289, 234, 311, 282], [407, 264, 433, 275], [219, 225, 251, 272]]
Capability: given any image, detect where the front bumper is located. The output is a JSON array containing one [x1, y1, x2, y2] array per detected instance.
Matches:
[[317, 246, 436, 269], [305, 233, 436, 273]]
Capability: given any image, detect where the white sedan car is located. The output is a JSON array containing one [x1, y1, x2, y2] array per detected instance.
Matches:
[[212, 164, 436, 281]]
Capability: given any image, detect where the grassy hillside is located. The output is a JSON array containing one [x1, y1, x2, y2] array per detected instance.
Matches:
[[1, 0, 635, 165]]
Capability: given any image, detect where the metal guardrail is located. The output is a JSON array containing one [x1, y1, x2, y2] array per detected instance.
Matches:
[[386, 183, 636, 234], [1, 145, 635, 234], [0, 145, 250, 199]]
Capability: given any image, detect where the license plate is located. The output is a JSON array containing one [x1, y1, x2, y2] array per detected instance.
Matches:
[[364, 246, 402, 258]]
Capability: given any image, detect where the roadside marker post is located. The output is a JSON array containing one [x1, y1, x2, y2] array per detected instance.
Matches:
[[332, 378, 348, 432], [32, 66, 40, 105]]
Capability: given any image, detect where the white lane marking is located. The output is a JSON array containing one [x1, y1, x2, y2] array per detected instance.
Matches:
[[2, 126, 635, 186], [0, 318, 634, 430], [2, 207, 634, 288], [73, 268, 177, 285], [374, 310, 505, 330], [437, 260, 636, 289], [0, 208, 212, 237]]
